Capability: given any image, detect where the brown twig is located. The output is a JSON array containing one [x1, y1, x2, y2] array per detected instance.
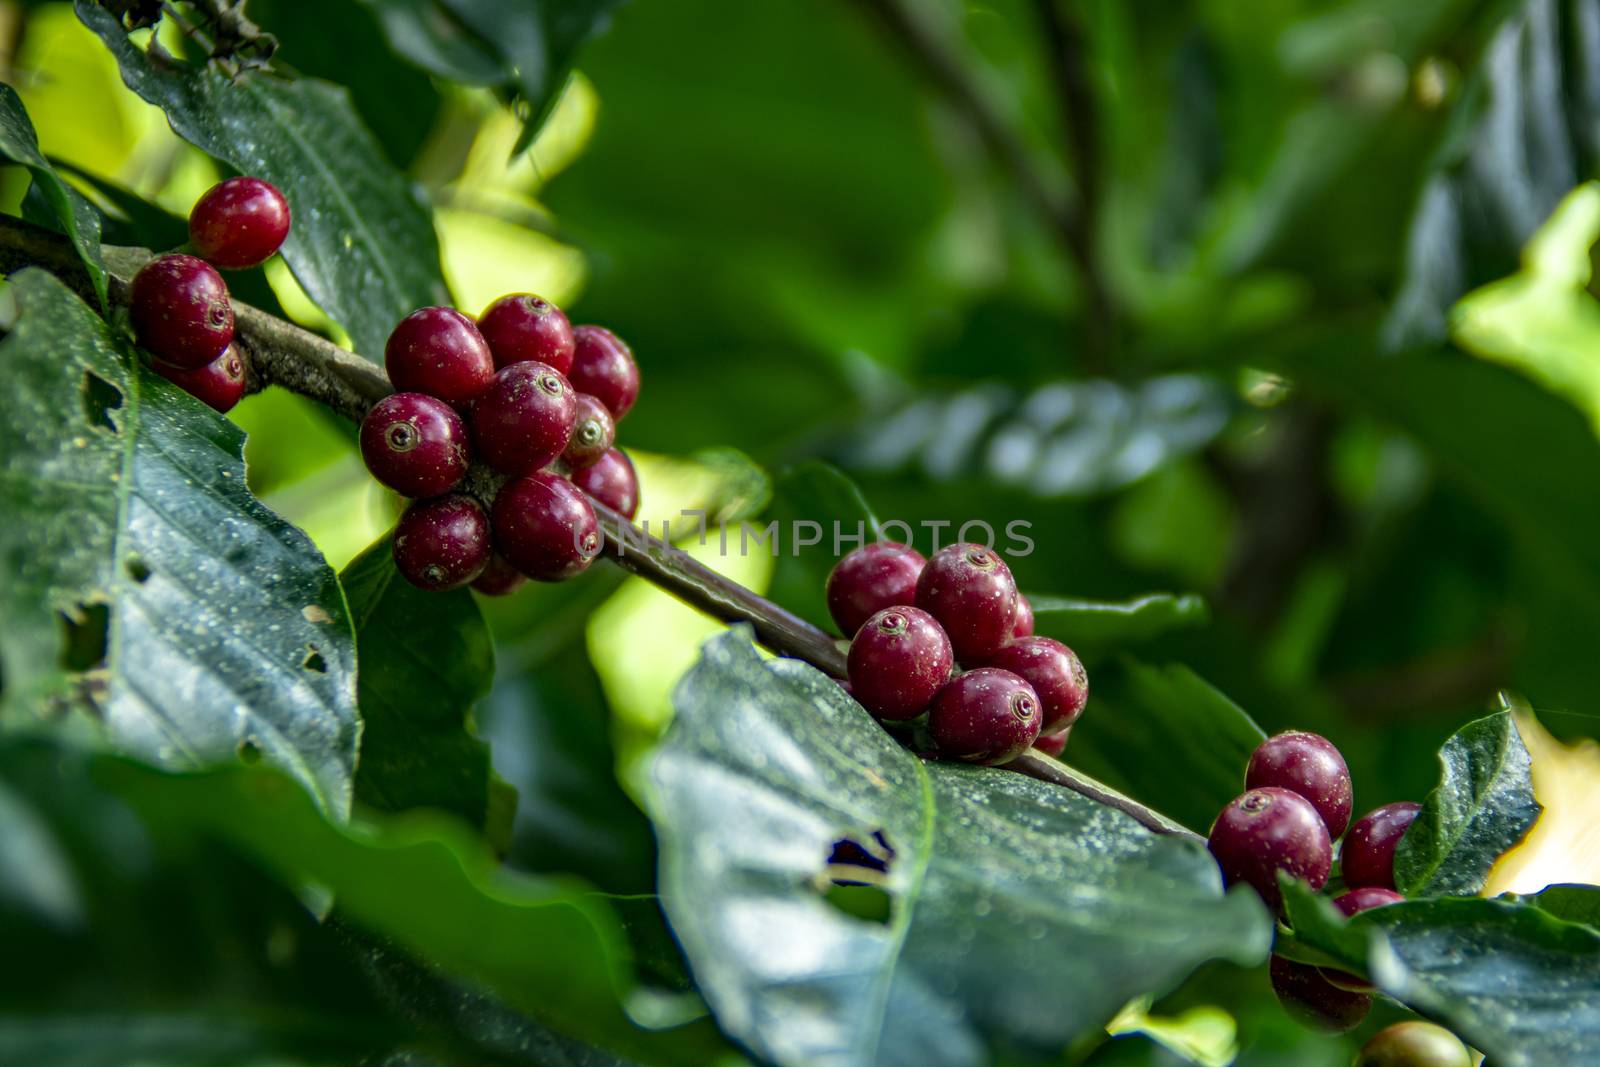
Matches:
[[0, 213, 1194, 839], [850, 0, 1115, 364]]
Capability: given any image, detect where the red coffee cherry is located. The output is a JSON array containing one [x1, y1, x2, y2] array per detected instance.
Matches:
[[1245, 731, 1353, 839], [470, 553, 527, 597], [1269, 955, 1370, 1032], [130, 253, 234, 368], [562, 393, 616, 470], [1207, 787, 1332, 912], [1321, 887, 1405, 991], [1012, 594, 1034, 638], [469, 361, 577, 476], [359, 392, 470, 498], [825, 542, 927, 638], [981, 637, 1087, 736], [1342, 801, 1422, 891], [846, 606, 953, 721], [188, 176, 291, 269], [491, 472, 601, 582], [928, 668, 1041, 765], [571, 447, 639, 519], [150, 344, 246, 413], [478, 293, 575, 374], [915, 543, 1019, 664], [568, 325, 639, 421], [393, 494, 491, 591], [385, 307, 496, 408], [1033, 728, 1068, 758]]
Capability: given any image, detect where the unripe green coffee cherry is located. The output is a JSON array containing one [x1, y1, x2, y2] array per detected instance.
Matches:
[[1354, 1022, 1471, 1067]]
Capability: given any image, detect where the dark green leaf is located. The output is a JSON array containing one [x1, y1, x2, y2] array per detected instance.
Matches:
[[77, 0, 449, 356], [1065, 659, 1266, 835], [651, 631, 1272, 1066], [0, 268, 359, 817], [1280, 880, 1600, 1067], [1395, 710, 1541, 896], [765, 460, 882, 633], [94, 754, 713, 1064], [0, 83, 106, 308], [1510, 884, 1600, 929], [340, 535, 498, 832], [1030, 593, 1210, 647]]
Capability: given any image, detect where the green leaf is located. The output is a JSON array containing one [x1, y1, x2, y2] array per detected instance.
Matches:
[[650, 631, 1272, 1067], [766, 460, 881, 633], [1280, 880, 1600, 1067], [0, 268, 359, 817], [1511, 884, 1600, 929], [1065, 659, 1266, 835], [340, 535, 498, 831], [77, 0, 449, 356], [93, 753, 716, 1064], [1394, 710, 1541, 897], [0, 82, 106, 309], [1029, 593, 1210, 647]]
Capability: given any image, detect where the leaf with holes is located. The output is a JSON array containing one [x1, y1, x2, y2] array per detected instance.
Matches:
[[1395, 710, 1541, 897], [0, 268, 359, 817], [78, 0, 449, 357], [649, 630, 1272, 1067], [0, 84, 106, 309], [1279, 880, 1600, 1067], [340, 535, 499, 831]]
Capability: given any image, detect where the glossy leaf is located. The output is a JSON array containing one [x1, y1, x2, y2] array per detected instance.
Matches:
[[650, 631, 1272, 1067], [78, 0, 449, 356], [340, 536, 498, 831], [1281, 880, 1600, 1067], [1395, 710, 1541, 897], [1511, 883, 1600, 929], [0, 82, 106, 308], [1030, 593, 1210, 647], [0, 269, 359, 817], [1064, 659, 1267, 835]]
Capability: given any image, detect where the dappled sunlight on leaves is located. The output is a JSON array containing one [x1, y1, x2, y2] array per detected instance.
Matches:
[[1485, 709, 1600, 895]]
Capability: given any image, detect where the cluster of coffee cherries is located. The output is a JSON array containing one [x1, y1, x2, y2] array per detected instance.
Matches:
[[128, 176, 292, 413], [359, 295, 640, 595], [1205, 730, 1425, 1032], [825, 541, 1086, 765]]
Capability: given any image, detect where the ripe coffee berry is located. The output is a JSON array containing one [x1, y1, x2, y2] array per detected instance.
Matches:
[[385, 307, 496, 408], [568, 325, 640, 421], [981, 637, 1087, 736], [1012, 594, 1034, 639], [479, 293, 575, 374], [359, 392, 470, 498], [1269, 955, 1370, 1032], [825, 542, 926, 637], [1321, 887, 1405, 991], [1355, 1022, 1471, 1067], [846, 606, 953, 721], [563, 393, 615, 470], [928, 668, 1041, 765], [491, 472, 601, 582], [1207, 787, 1332, 912], [1033, 728, 1068, 758], [571, 448, 639, 519], [915, 543, 1019, 664], [130, 253, 234, 368], [470, 553, 527, 597], [151, 345, 246, 413], [1245, 731, 1353, 838], [469, 361, 577, 476], [393, 494, 490, 591], [188, 176, 290, 269], [1342, 801, 1422, 891]]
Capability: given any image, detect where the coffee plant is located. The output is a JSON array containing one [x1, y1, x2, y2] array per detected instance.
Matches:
[[2, 1, 1599, 1065]]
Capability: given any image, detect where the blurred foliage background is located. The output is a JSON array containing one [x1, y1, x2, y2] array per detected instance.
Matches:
[[8, 0, 1600, 1062]]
